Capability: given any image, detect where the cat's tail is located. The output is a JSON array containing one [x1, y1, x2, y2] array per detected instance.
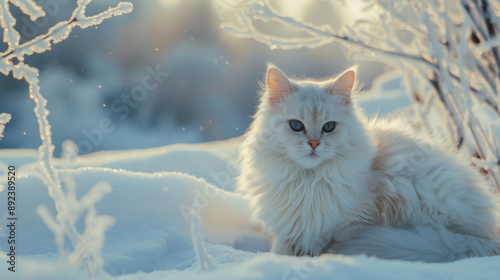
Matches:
[[332, 226, 500, 262], [196, 187, 270, 242], [198, 191, 255, 235]]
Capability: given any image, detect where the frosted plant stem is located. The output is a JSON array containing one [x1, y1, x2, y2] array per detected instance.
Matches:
[[30, 71, 96, 272], [1, 0, 132, 274], [403, 66, 432, 136], [488, 124, 500, 189], [467, 113, 500, 194], [29, 69, 60, 189], [191, 199, 215, 272]]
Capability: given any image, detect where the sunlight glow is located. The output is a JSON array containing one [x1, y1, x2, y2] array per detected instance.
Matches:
[[344, 0, 375, 25], [156, 0, 183, 9], [278, 0, 310, 19]]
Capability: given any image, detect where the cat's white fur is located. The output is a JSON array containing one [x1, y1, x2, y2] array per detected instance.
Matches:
[[237, 65, 500, 262]]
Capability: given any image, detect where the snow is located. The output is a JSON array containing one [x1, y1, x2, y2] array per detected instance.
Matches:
[[1, 138, 500, 279], [2, 0, 500, 278]]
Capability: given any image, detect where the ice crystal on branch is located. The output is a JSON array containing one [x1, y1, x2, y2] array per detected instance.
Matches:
[[0, 112, 11, 140]]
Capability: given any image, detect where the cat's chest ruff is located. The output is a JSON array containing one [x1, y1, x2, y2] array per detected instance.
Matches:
[[263, 171, 362, 230], [258, 173, 367, 256]]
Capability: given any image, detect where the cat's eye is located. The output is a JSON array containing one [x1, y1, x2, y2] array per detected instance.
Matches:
[[322, 121, 336, 133], [289, 119, 305, 132]]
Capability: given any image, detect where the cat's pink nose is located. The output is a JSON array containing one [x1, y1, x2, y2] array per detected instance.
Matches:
[[308, 140, 320, 150]]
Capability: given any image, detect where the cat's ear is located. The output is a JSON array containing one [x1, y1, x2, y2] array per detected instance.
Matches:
[[267, 67, 293, 105], [329, 69, 355, 104]]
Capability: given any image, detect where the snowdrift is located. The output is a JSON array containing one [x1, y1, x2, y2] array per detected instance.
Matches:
[[0, 138, 499, 279]]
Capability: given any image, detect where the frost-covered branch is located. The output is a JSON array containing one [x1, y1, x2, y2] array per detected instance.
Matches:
[[220, 1, 498, 112], [0, 0, 133, 86], [0, 0, 132, 274], [217, 0, 500, 193]]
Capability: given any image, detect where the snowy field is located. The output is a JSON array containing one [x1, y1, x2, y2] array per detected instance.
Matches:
[[1, 137, 500, 279]]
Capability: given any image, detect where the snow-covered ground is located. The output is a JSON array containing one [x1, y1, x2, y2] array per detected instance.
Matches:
[[1, 137, 499, 279]]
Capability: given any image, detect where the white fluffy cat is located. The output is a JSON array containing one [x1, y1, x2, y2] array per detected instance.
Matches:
[[237, 65, 500, 262]]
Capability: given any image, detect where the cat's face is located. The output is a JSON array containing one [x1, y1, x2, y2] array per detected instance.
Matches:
[[258, 67, 358, 169]]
